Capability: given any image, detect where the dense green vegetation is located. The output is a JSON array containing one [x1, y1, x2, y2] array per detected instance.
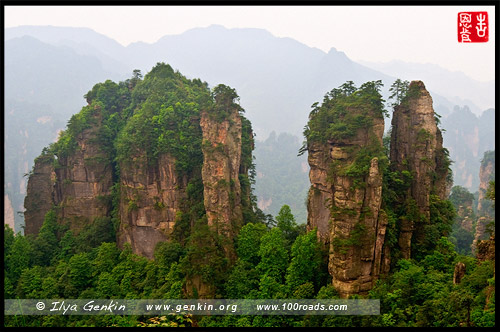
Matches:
[[448, 186, 476, 256], [5, 76, 495, 327], [4, 204, 495, 327], [300, 80, 387, 149]]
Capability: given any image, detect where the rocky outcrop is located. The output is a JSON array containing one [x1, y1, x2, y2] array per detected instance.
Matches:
[[477, 150, 494, 214], [24, 66, 256, 288], [456, 199, 475, 233], [117, 154, 186, 259], [472, 216, 492, 254], [390, 81, 448, 259], [476, 235, 495, 262], [4, 194, 16, 231], [472, 151, 494, 254], [24, 110, 114, 235], [453, 261, 466, 285], [200, 104, 244, 261], [306, 88, 387, 298], [327, 149, 387, 298], [306, 142, 333, 243], [54, 123, 113, 234], [23, 153, 56, 235]]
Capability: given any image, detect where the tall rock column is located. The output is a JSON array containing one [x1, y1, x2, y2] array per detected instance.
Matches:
[[390, 80, 449, 259], [200, 105, 243, 248], [305, 82, 387, 297]]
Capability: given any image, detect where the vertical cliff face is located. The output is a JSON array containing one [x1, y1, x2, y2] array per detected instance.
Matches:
[[199, 87, 246, 262], [306, 142, 332, 242], [390, 81, 448, 259], [472, 150, 495, 253], [117, 153, 187, 259], [23, 153, 56, 235], [200, 110, 243, 237], [24, 110, 113, 235], [305, 82, 388, 297], [53, 117, 114, 234], [477, 150, 495, 214]]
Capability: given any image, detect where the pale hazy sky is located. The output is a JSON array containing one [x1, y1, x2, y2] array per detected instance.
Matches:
[[4, 5, 496, 82]]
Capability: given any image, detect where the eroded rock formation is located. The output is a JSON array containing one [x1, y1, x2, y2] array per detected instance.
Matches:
[[306, 85, 387, 298], [453, 261, 466, 285], [24, 66, 252, 266], [390, 80, 448, 259], [472, 150, 494, 254], [53, 119, 114, 234], [23, 153, 56, 235], [117, 154, 186, 259], [476, 235, 495, 262], [24, 110, 113, 235], [200, 109, 243, 240]]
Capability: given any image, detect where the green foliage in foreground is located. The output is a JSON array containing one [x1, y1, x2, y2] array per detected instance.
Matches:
[[4, 208, 494, 328]]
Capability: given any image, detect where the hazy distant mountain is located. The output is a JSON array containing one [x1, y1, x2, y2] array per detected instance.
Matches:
[[121, 25, 401, 138], [5, 25, 128, 71], [5, 35, 124, 112], [359, 60, 494, 115], [4, 24, 495, 231], [442, 106, 495, 191], [4, 35, 124, 231]]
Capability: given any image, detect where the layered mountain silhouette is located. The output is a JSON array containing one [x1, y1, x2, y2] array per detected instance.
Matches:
[[5, 24, 495, 232]]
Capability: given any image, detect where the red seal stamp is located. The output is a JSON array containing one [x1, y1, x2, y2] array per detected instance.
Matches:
[[458, 12, 489, 43]]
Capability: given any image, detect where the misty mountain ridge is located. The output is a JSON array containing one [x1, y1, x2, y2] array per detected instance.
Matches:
[[4, 24, 495, 232], [5, 24, 491, 136]]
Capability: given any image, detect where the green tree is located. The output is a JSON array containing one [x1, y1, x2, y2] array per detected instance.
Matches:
[[92, 242, 120, 277], [388, 79, 410, 108], [16, 265, 45, 298], [5, 233, 32, 282], [256, 228, 289, 283], [68, 253, 93, 292], [225, 259, 260, 299], [285, 230, 322, 295], [4, 225, 15, 259], [31, 209, 59, 266], [275, 205, 301, 248], [449, 186, 475, 208], [236, 222, 268, 265]]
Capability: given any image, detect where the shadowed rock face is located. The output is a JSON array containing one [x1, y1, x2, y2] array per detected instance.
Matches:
[[306, 94, 387, 298], [200, 110, 243, 237], [476, 235, 495, 262], [477, 152, 494, 214], [24, 112, 113, 236], [54, 128, 114, 233], [117, 153, 186, 259], [200, 105, 246, 264], [472, 152, 495, 254], [24, 154, 56, 235], [390, 80, 448, 259]]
